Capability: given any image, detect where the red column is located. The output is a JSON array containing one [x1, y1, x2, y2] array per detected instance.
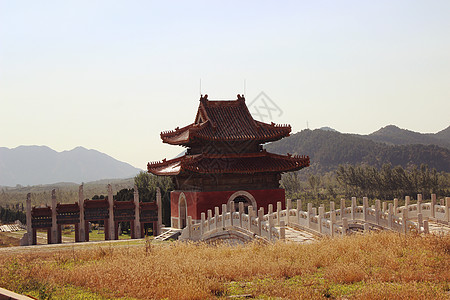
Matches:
[[114, 221, 119, 240], [104, 219, 109, 240], [32, 228, 37, 245], [130, 220, 135, 239], [75, 223, 80, 242], [85, 221, 90, 242], [47, 228, 52, 244], [57, 225, 62, 243]]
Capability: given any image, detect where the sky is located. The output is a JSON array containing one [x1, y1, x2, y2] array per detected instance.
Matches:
[[1, 1, 449, 169]]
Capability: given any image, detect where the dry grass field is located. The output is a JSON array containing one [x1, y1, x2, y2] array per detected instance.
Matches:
[[0, 232, 21, 248], [0, 232, 449, 299]]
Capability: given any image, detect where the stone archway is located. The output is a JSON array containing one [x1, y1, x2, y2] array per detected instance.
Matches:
[[227, 191, 257, 214], [178, 193, 187, 229]]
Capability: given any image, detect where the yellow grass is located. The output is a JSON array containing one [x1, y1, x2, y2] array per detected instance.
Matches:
[[0, 232, 449, 299], [0, 232, 21, 247]]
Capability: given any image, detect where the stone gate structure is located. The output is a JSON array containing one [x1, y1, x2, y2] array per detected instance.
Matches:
[[22, 184, 162, 246]]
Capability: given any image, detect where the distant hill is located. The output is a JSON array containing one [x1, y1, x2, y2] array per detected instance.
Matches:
[[319, 127, 338, 132], [360, 125, 450, 149], [265, 129, 450, 173], [435, 126, 450, 142], [0, 146, 142, 186]]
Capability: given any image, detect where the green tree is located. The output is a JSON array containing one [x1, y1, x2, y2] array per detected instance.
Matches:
[[134, 171, 174, 226]]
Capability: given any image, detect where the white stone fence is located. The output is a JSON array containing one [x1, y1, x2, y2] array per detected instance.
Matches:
[[180, 194, 450, 242]]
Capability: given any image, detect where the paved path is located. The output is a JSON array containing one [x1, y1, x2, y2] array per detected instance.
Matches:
[[0, 237, 146, 254], [428, 221, 450, 235], [284, 227, 317, 243]]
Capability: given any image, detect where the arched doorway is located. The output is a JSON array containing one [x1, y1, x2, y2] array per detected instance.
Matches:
[[227, 191, 257, 214], [178, 193, 187, 229], [233, 195, 252, 214]]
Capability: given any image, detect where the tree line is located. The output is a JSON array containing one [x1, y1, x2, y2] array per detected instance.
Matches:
[[0, 206, 26, 224], [282, 163, 449, 205], [336, 163, 447, 199]]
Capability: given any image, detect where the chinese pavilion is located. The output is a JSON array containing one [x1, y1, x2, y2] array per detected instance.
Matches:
[[147, 94, 309, 229]]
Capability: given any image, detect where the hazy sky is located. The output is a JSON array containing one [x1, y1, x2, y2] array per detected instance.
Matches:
[[1, 1, 449, 169]]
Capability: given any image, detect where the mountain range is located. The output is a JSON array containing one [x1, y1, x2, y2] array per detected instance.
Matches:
[[1, 125, 448, 186], [266, 125, 450, 173], [0, 146, 142, 187], [358, 125, 450, 149]]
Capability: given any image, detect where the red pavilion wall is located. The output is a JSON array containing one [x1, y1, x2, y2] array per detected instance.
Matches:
[[170, 188, 285, 223]]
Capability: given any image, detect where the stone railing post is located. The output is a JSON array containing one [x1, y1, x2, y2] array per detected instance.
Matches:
[[351, 197, 356, 220], [286, 198, 292, 211], [430, 194, 436, 218], [445, 197, 450, 222], [342, 218, 348, 236], [222, 204, 227, 228], [286, 199, 292, 225], [248, 205, 253, 218], [276, 201, 282, 226], [318, 206, 324, 234], [404, 196, 410, 219], [375, 199, 380, 225], [340, 198, 345, 220], [207, 209, 212, 232], [108, 184, 115, 240], [238, 202, 244, 228], [248, 205, 253, 231], [382, 201, 387, 213], [200, 212, 205, 236], [363, 197, 368, 221], [134, 185, 141, 238], [228, 200, 234, 213], [187, 216, 192, 238], [229, 201, 235, 227], [388, 203, 393, 228], [423, 220, 429, 234], [417, 213, 423, 233], [394, 198, 398, 215], [214, 207, 219, 229], [307, 203, 313, 228], [78, 184, 85, 242], [402, 207, 408, 234], [330, 208, 336, 237], [156, 188, 162, 236], [26, 193, 32, 245], [330, 201, 335, 212], [51, 189, 57, 244], [268, 203, 273, 223], [257, 207, 264, 236], [268, 206, 274, 241], [417, 194, 422, 215], [279, 220, 285, 240], [297, 199, 302, 213]]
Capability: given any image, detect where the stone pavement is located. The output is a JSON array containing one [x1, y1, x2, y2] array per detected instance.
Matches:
[[428, 221, 450, 235], [284, 227, 317, 243]]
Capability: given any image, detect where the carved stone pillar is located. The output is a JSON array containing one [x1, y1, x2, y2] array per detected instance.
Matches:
[[51, 189, 57, 244], [431, 194, 436, 218], [78, 184, 85, 242], [107, 184, 115, 240], [134, 185, 141, 239], [156, 187, 162, 236], [26, 193, 32, 246]]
